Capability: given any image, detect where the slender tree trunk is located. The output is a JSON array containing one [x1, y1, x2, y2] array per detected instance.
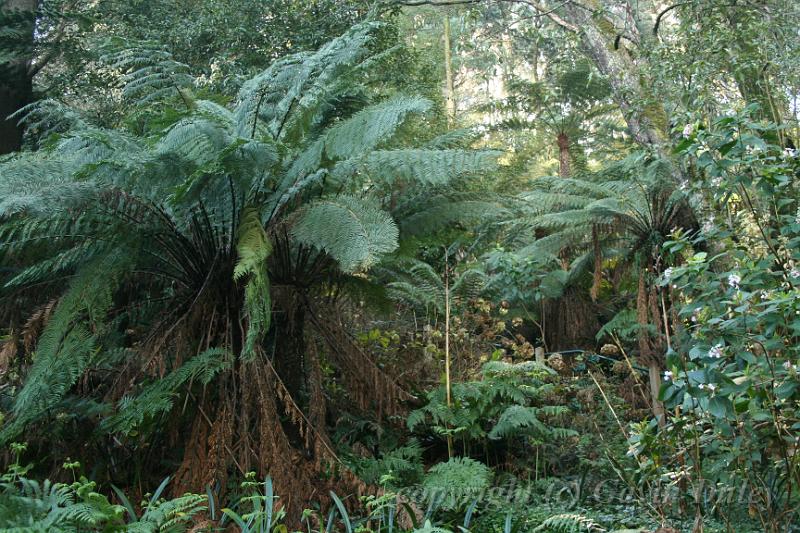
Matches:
[[0, 0, 37, 154], [637, 266, 666, 426], [443, 252, 453, 458], [443, 13, 456, 126]]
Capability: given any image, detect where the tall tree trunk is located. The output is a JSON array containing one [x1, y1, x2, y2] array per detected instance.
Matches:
[[0, 0, 37, 154], [556, 2, 671, 155], [443, 12, 456, 126]]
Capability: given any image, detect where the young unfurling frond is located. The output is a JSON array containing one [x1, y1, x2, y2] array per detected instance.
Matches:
[[235, 208, 272, 357]]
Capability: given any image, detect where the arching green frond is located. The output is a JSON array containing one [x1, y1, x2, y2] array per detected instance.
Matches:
[[0, 155, 95, 216], [397, 191, 509, 237], [233, 22, 381, 141], [100, 348, 229, 435], [12, 99, 88, 141], [102, 40, 194, 105], [1, 253, 126, 444], [488, 405, 549, 439], [356, 149, 500, 186], [323, 95, 432, 159], [291, 195, 399, 272], [423, 127, 483, 149], [156, 117, 231, 168], [451, 268, 488, 301]]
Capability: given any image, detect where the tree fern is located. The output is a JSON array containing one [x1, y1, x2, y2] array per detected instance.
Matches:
[[0, 20, 500, 502]]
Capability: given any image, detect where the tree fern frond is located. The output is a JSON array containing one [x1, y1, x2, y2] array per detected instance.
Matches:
[[291, 195, 398, 272], [102, 40, 194, 106], [1, 253, 126, 444], [358, 149, 500, 186], [235, 208, 272, 357], [11, 99, 88, 141], [533, 513, 606, 532], [233, 22, 381, 141], [101, 348, 229, 435], [423, 127, 483, 149], [323, 95, 432, 159]]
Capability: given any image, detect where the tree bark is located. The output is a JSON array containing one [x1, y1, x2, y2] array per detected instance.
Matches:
[[561, 2, 669, 153], [637, 266, 666, 426], [0, 0, 37, 154], [556, 132, 570, 178], [443, 13, 456, 125]]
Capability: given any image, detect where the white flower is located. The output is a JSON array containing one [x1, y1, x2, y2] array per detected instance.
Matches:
[[664, 267, 674, 281], [790, 268, 800, 279], [664, 370, 673, 381], [784, 360, 793, 370], [761, 290, 771, 300], [708, 344, 724, 359], [728, 273, 741, 289], [785, 147, 796, 157], [698, 383, 706, 390], [707, 383, 716, 392], [682, 124, 693, 138]]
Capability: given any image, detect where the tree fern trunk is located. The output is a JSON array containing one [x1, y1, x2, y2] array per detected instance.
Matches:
[[557, 132, 570, 178], [273, 295, 306, 400], [637, 266, 665, 426]]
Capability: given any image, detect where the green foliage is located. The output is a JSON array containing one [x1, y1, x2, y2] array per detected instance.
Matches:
[[507, 154, 694, 266], [385, 259, 488, 317], [627, 108, 800, 530], [235, 208, 273, 357], [0, 451, 205, 532], [532, 513, 606, 532], [221, 473, 287, 533], [100, 348, 229, 435], [0, 21, 498, 453], [422, 457, 492, 510], [292, 195, 399, 273], [350, 440, 424, 488], [409, 361, 575, 455], [0, 253, 125, 442]]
